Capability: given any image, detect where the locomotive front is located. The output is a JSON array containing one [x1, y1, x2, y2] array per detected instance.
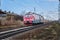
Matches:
[[23, 13, 35, 25]]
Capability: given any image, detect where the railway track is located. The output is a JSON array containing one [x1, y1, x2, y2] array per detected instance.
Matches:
[[0, 24, 42, 32], [0, 22, 52, 40]]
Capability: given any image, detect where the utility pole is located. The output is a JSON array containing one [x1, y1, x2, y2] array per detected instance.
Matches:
[[59, 0, 60, 23], [34, 7, 36, 13]]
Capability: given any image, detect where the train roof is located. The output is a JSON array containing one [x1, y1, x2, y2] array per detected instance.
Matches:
[[25, 12, 43, 17]]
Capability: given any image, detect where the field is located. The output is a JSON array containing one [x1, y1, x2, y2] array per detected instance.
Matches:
[[9, 21, 60, 40], [0, 21, 60, 40]]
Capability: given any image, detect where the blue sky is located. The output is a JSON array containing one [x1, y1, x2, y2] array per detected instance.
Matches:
[[0, 0, 59, 20]]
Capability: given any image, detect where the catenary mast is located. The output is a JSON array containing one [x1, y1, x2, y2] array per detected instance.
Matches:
[[59, 0, 60, 23]]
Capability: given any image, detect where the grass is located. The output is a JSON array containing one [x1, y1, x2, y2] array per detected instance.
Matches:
[[6, 21, 60, 40], [32, 21, 60, 40]]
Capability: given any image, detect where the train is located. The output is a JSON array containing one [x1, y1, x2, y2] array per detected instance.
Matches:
[[23, 12, 44, 25]]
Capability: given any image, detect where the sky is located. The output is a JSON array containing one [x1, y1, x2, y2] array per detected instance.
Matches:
[[0, 0, 59, 20]]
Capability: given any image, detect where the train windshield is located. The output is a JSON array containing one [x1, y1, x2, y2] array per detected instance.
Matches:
[[25, 15, 31, 18]]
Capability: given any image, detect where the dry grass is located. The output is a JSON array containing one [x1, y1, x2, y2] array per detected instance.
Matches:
[[1, 21, 60, 40], [7, 21, 60, 40], [0, 20, 25, 32]]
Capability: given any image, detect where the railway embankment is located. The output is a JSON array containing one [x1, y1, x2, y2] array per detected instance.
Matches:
[[6, 21, 60, 40], [0, 21, 25, 32]]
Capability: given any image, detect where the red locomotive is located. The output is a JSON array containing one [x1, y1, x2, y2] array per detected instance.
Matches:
[[23, 12, 44, 25]]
